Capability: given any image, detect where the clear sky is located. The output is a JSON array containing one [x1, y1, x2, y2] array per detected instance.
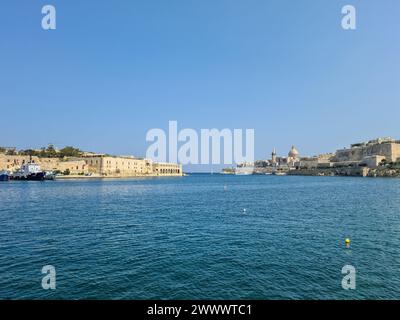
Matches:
[[0, 0, 399, 170]]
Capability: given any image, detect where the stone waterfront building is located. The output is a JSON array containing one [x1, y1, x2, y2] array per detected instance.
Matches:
[[152, 162, 183, 176], [0, 153, 182, 177], [331, 137, 400, 168], [83, 155, 182, 177]]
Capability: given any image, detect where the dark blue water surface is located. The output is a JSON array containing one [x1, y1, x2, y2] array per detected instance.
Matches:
[[1, 174, 400, 299]]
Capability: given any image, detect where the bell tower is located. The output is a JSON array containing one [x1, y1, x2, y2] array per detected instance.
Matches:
[[271, 148, 277, 166]]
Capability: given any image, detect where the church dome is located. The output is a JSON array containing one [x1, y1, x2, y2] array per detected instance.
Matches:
[[288, 146, 299, 158]]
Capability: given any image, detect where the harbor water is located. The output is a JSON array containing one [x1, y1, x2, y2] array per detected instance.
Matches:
[[0, 174, 400, 299]]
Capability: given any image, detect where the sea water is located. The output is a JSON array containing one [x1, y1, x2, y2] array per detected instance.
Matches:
[[0, 174, 399, 299]]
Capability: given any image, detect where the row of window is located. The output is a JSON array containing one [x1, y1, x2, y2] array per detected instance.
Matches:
[[157, 168, 180, 173]]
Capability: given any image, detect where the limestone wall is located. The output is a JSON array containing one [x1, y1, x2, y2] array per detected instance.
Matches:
[[85, 156, 152, 176], [57, 160, 88, 175], [0, 155, 58, 171], [334, 142, 399, 163], [392, 143, 400, 162], [0, 154, 88, 175]]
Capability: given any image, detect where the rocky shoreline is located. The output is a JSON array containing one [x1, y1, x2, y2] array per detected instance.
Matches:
[[287, 167, 400, 178]]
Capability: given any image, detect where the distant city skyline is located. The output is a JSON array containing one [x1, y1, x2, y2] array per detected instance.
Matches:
[[0, 0, 399, 171], [3, 134, 398, 160]]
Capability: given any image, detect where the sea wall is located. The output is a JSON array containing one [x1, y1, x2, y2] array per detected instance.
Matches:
[[288, 167, 400, 177]]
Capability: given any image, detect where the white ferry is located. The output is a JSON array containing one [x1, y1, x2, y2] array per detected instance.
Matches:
[[235, 163, 254, 175]]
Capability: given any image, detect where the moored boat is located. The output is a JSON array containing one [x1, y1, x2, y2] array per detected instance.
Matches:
[[44, 171, 56, 180], [235, 166, 254, 175], [11, 162, 46, 181], [0, 170, 10, 181]]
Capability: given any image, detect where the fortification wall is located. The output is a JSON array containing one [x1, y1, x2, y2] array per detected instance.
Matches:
[[334, 143, 397, 162]]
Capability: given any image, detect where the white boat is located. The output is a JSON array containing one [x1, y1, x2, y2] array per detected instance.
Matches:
[[273, 171, 287, 176], [235, 166, 254, 175], [44, 171, 56, 180], [11, 162, 46, 181]]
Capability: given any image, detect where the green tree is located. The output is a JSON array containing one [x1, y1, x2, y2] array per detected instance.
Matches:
[[19, 149, 37, 156], [46, 144, 57, 158], [39, 147, 47, 157], [59, 146, 82, 157]]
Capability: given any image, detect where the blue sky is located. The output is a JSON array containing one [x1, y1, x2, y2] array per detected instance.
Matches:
[[0, 0, 399, 170]]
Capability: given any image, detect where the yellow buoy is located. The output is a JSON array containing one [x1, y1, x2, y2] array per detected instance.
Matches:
[[345, 238, 350, 246]]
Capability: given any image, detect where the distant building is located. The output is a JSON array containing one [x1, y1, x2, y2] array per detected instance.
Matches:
[[255, 137, 400, 173], [287, 146, 300, 167], [271, 148, 277, 166], [269, 145, 300, 168], [0, 153, 182, 177], [253, 145, 301, 173], [83, 155, 182, 177], [332, 137, 400, 168], [153, 162, 182, 176], [295, 153, 335, 169], [0, 147, 16, 154]]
